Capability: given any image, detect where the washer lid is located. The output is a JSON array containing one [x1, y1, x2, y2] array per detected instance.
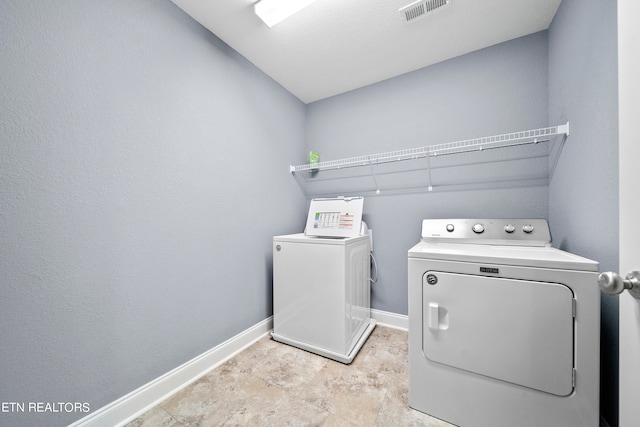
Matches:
[[408, 241, 599, 271], [274, 233, 369, 246]]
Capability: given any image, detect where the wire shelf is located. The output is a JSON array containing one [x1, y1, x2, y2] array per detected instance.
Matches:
[[290, 123, 569, 198]]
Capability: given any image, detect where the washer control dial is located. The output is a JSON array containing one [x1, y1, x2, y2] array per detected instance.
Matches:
[[504, 224, 515, 233], [472, 223, 485, 234], [522, 224, 535, 234], [446, 224, 455, 232]]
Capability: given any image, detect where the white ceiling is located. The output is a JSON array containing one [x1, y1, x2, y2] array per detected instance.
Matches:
[[171, 0, 562, 104]]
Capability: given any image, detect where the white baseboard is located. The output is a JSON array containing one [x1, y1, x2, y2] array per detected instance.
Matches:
[[68, 309, 406, 427], [68, 317, 273, 427], [371, 308, 408, 331]]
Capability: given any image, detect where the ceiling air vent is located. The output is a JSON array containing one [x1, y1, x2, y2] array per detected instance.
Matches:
[[399, 0, 451, 24]]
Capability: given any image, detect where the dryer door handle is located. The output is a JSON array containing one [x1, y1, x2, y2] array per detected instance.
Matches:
[[428, 302, 440, 330], [427, 302, 449, 330]]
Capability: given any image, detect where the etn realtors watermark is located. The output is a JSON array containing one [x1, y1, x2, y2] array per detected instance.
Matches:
[[2, 401, 90, 413]]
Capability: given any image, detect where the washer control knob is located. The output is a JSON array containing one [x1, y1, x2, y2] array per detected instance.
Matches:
[[446, 224, 455, 232], [504, 224, 515, 233], [472, 223, 485, 234], [522, 224, 535, 234]]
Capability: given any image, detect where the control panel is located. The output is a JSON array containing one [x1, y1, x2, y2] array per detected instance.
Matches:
[[421, 219, 551, 246], [305, 196, 364, 238]]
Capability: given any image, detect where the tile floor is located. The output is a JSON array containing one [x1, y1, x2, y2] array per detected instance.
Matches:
[[126, 326, 454, 426]]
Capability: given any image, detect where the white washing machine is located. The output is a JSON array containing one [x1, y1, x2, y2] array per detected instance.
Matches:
[[271, 197, 376, 363], [408, 219, 600, 427]]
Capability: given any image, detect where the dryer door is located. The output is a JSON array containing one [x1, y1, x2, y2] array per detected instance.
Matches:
[[423, 271, 575, 396]]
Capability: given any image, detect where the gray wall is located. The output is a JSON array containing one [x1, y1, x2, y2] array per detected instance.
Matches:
[[0, 1, 306, 426], [306, 32, 550, 314], [0, 0, 620, 426], [548, 0, 619, 425]]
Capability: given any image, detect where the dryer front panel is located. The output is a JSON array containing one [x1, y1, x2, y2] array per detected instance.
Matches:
[[422, 271, 575, 396]]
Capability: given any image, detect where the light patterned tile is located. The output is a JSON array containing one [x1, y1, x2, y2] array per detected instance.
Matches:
[[125, 405, 183, 427], [242, 339, 328, 390], [223, 387, 329, 427], [220, 378, 289, 426], [361, 340, 408, 404], [321, 413, 360, 427], [130, 326, 426, 427], [160, 362, 266, 426], [368, 325, 407, 345], [375, 394, 456, 427], [292, 358, 388, 425], [231, 335, 283, 374], [331, 388, 386, 426]]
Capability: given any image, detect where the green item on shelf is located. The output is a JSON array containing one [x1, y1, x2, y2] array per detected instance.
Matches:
[[309, 151, 320, 170]]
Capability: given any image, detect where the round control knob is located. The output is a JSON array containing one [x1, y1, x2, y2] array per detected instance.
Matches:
[[472, 223, 485, 234], [522, 224, 534, 234], [446, 224, 455, 232], [504, 224, 515, 233]]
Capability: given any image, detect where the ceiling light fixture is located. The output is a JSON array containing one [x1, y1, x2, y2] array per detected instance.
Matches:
[[254, 0, 317, 28]]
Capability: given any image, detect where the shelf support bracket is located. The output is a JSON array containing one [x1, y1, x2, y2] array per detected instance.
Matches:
[[368, 157, 381, 195], [557, 121, 570, 136], [549, 121, 570, 179], [426, 152, 434, 191]]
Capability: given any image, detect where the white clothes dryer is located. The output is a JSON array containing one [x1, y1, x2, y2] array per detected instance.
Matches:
[[408, 219, 600, 427]]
